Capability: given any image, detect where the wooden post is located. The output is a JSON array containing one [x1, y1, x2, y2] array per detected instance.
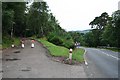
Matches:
[[69, 48, 73, 64]]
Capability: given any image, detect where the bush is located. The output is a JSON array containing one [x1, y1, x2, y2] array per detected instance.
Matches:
[[62, 39, 75, 49], [47, 32, 75, 49], [2, 35, 20, 49], [2, 35, 13, 48], [48, 36, 63, 46]]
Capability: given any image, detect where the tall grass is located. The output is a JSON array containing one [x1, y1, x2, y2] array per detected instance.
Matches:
[[2, 37, 20, 49], [38, 39, 85, 62]]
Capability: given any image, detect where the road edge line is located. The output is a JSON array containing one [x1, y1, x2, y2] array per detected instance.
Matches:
[[84, 48, 88, 66]]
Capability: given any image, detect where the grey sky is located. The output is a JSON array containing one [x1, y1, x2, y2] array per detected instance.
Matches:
[[44, 0, 119, 31]]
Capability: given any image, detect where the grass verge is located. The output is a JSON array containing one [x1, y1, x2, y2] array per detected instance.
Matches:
[[105, 48, 120, 52], [72, 48, 85, 62], [38, 39, 85, 62], [2, 37, 20, 49], [38, 39, 69, 57], [0, 44, 2, 49]]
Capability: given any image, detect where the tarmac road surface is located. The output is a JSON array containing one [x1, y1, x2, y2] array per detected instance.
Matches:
[[83, 47, 119, 78], [2, 40, 86, 78]]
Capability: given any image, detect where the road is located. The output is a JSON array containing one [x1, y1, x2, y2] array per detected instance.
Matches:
[[83, 47, 119, 78], [2, 40, 86, 78]]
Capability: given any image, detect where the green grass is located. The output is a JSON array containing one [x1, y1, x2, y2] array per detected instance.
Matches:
[[2, 37, 20, 49], [38, 39, 85, 62], [13, 38, 20, 46], [38, 39, 69, 57], [0, 44, 2, 49], [105, 48, 120, 52], [72, 48, 85, 62]]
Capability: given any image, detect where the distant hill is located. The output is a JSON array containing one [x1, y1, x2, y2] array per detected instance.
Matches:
[[69, 29, 92, 34]]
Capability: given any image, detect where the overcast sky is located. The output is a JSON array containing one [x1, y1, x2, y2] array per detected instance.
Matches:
[[44, 0, 119, 31]]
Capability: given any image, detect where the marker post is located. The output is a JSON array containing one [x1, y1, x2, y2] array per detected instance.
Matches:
[[31, 39, 35, 48], [69, 48, 73, 64]]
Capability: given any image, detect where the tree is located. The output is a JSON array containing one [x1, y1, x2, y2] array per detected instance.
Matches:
[[112, 10, 120, 48], [2, 2, 26, 37], [27, 2, 50, 37], [89, 12, 110, 47], [89, 12, 109, 30], [84, 31, 95, 47]]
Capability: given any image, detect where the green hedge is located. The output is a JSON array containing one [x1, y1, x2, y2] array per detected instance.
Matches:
[[2, 36, 20, 49], [47, 32, 74, 49]]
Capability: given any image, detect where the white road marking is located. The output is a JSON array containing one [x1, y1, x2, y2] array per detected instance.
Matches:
[[85, 61, 88, 65], [84, 49, 88, 66], [95, 49, 119, 60]]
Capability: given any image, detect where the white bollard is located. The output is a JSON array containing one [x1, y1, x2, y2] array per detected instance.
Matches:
[[31, 39, 35, 48], [11, 44, 15, 48], [21, 43, 24, 48], [31, 43, 34, 48], [69, 48, 73, 64], [69, 53, 72, 60]]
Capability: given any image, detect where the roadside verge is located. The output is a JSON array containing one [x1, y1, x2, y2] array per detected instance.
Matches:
[[37, 39, 85, 64]]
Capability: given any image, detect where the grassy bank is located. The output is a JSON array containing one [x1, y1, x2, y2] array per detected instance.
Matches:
[[38, 39, 69, 57], [105, 47, 120, 52], [0, 44, 2, 49], [38, 39, 85, 62], [2, 37, 20, 49], [72, 49, 85, 62]]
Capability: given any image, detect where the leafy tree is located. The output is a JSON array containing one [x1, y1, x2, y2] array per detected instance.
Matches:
[[84, 31, 95, 47], [27, 2, 49, 37], [89, 12, 110, 47], [112, 10, 120, 48], [68, 31, 85, 46], [89, 12, 109, 30], [2, 2, 26, 37]]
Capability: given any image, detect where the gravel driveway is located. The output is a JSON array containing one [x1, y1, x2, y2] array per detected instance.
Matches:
[[2, 40, 86, 78]]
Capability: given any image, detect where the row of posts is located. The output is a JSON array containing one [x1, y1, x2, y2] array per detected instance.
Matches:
[[11, 39, 35, 48], [12, 39, 80, 65]]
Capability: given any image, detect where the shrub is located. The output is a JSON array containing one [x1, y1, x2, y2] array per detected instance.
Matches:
[[47, 32, 63, 46], [62, 39, 75, 49], [2, 35, 13, 48], [47, 32, 75, 49], [48, 36, 63, 46]]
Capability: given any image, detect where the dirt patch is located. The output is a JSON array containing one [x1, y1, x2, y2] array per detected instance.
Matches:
[[5, 55, 10, 56], [14, 50, 20, 53], [51, 56, 83, 65], [5, 58, 21, 61], [21, 67, 31, 72]]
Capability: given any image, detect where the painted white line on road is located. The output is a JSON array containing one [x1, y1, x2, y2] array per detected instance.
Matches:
[[84, 49, 88, 66], [95, 49, 119, 60], [101, 51, 119, 60], [108, 54, 119, 60]]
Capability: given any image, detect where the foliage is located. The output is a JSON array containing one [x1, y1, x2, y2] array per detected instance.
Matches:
[[87, 11, 120, 48], [2, 2, 120, 49], [84, 31, 95, 47], [2, 36, 20, 49], [2, 2, 75, 49], [112, 10, 120, 48], [38, 39, 84, 62], [2, 2, 26, 37], [72, 48, 84, 62], [89, 12, 109, 30], [68, 31, 85, 46], [38, 39, 69, 57], [48, 35, 63, 46], [47, 31, 74, 49]]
